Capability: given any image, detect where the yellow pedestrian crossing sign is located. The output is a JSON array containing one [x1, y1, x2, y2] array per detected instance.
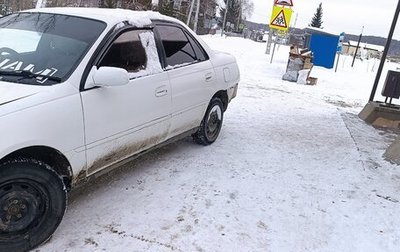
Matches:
[[269, 6, 293, 31]]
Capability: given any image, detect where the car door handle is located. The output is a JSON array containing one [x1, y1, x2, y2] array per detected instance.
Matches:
[[205, 72, 213, 82], [155, 86, 168, 97]]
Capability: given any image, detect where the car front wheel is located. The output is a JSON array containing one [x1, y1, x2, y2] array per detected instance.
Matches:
[[193, 97, 224, 145], [0, 159, 67, 252]]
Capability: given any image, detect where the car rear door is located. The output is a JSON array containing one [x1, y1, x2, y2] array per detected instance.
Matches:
[[154, 23, 216, 138], [81, 29, 171, 175]]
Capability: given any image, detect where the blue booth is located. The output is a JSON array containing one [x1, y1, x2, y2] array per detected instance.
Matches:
[[305, 28, 339, 69]]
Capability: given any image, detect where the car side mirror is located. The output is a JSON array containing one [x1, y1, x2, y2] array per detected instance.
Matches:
[[93, 67, 129, 87]]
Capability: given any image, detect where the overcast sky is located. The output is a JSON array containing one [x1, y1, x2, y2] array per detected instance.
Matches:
[[247, 0, 399, 38]]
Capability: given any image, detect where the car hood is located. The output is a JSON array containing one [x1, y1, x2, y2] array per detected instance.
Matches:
[[0, 81, 43, 106]]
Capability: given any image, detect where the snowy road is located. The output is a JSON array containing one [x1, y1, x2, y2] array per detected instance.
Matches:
[[38, 36, 400, 252]]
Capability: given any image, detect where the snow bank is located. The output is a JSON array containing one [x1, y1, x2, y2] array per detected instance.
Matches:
[[38, 35, 400, 252]]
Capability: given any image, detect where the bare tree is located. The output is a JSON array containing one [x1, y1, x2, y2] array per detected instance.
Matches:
[[241, 0, 253, 20], [219, 0, 241, 26], [124, 0, 153, 10], [1, 0, 36, 14], [100, 0, 118, 8], [219, 0, 253, 30], [0, 0, 154, 14]]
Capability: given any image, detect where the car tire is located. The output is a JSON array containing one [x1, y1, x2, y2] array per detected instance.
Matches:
[[193, 97, 224, 145], [0, 159, 67, 252]]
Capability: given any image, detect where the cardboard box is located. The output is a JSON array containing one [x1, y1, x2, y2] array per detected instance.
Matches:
[[307, 77, 318, 85], [303, 63, 313, 69]]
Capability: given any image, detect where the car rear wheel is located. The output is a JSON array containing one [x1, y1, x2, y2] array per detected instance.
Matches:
[[0, 159, 67, 252], [193, 97, 224, 145]]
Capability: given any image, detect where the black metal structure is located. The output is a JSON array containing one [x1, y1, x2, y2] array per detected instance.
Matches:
[[382, 70, 400, 104], [369, 0, 400, 102]]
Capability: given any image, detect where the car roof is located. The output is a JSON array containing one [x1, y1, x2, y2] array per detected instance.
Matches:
[[22, 7, 176, 27]]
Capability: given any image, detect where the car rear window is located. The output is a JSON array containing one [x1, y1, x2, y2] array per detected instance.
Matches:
[[156, 25, 207, 68]]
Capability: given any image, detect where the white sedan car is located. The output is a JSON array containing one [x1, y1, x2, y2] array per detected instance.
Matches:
[[0, 8, 239, 251]]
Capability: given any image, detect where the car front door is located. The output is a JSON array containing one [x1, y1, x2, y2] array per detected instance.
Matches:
[[154, 23, 216, 138], [81, 29, 171, 175]]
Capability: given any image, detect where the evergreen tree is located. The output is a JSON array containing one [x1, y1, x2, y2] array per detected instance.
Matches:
[[219, 0, 241, 29], [158, 0, 174, 18], [309, 3, 323, 28]]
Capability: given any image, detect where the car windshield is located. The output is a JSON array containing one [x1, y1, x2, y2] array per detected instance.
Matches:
[[0, 12, 106, 85]]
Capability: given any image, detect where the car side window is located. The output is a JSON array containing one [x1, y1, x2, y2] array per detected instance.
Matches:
[[156, 25, 206, 67], [186, 32, 207, 62], [99, 30, 147, 73]]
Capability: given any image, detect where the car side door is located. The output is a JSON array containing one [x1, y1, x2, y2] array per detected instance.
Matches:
[[154, 23, 216, 138], [81, 28, 171, 175]]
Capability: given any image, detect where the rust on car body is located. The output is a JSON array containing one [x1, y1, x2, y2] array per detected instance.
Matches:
[[87, 133, 168, 175], [72, 169, 87, 187]]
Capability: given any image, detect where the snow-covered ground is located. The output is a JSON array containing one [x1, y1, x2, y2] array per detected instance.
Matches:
[[38, 36, 400, 252]]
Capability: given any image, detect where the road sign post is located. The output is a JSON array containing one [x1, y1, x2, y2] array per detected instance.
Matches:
[[267, 1, 293, 58], [270, 37, 278, 63], [266, 30, 273, 54]]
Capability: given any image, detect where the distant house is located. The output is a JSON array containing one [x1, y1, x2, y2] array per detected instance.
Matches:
[[342, 41, 384, 59]]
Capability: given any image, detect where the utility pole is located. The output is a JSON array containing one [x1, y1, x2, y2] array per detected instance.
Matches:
[[369, 1, 400, 102], [351, 26, 364, 67], [186, 0, 195, 26], [236, 0, 242, 31], [293, 13, 298, 28], [193, 0, 200, 33], [221, 0, 229, 37], [266, 29, 273, 54]]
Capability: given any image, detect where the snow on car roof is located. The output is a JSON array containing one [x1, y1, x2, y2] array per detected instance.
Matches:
[[22, 7, 176, 27]]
